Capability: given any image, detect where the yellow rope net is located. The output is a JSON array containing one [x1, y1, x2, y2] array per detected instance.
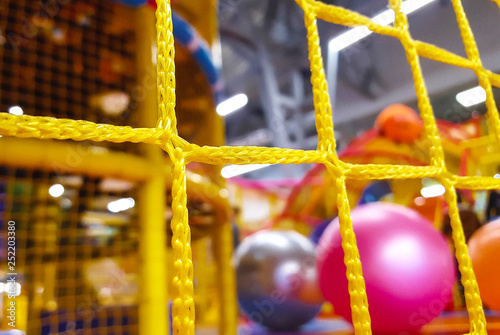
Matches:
[[1, 0, 499, 334]]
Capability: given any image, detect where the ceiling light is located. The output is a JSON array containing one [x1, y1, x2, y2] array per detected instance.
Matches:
[[49, 184, 65, 198], [329, 0, 435, 52], [101, 92, 130, 116], [107, 197, 135, 213], [216, 93, 248, 116], [221, 164, 271, 178], [401, 0, 435, 14], [99, 178, 134, 192], [8, 106, 23, 116], [456, 86, 487, 108], [421, 184, 445, 198]]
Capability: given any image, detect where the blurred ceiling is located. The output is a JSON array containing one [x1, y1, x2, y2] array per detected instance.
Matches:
[[217, 0, 500, 177]]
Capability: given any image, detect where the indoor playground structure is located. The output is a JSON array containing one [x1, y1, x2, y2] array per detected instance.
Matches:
[[1, 0, 500, 335]]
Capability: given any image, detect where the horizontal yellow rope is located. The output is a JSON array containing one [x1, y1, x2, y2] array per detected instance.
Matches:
[[0, 113, 170, 144], [3, 114, 499, 193], [184, 144, 324, 165], [341, 163, 441, 180], [454, 176, 500, 190]]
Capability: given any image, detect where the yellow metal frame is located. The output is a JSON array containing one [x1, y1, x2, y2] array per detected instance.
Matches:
[[1, 0, 500, 334]]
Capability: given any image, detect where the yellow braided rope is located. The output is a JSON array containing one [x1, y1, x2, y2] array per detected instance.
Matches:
[[0, 113, 168, 144], [157, 1, 195, 333], [450, 0, 500, 151], [326, 161, 372, 334], [390, 0, 445, 167], [301, 4, 335, 151], [156, 0, 177, 132], [299, 0, 372, 332], [167, 146, 195, 335], [0, 0, 498, 334]]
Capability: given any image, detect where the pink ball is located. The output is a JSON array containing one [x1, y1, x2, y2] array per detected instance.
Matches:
[[317, 203, 456, 332]]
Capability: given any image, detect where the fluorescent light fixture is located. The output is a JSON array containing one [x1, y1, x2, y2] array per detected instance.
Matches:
[[329, 26, 372, 52], [107, 197, 135, 213], [421, 184, 445, 198], [221, 164, 271, 178], [456, 86, 486, 107], [401, 0, 435, 14], [216, 93, 248, 116], [329, 0, 435, 52], [8, 106, 23, 115], [49, 184, 65, 198]]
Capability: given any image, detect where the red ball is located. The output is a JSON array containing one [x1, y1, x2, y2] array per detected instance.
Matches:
[[317, 203, 455, 332], [375, 104, 423, 143]]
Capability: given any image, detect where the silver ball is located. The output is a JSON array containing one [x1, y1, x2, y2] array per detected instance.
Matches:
[[235, 230, 323, 331]]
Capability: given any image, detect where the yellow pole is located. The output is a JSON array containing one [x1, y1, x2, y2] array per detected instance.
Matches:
[[138, 168, 168, 335], [212, 222, 238, 335], [136, 7, 168, 335], [193, 238, 208, 324], [0, 137, 156, 182]]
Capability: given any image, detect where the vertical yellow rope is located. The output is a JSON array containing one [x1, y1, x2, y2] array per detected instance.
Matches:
[[389, 1, 487, 333], [450, 0, 500, 151], [325, 162, 372, 335], [449, 1, 494, 333], [299, 2, 372, 334], [156, 0, 177, 131], [300, 3, 335, 152], [389, 0, 445, 168], [169, 147, 195, 335], [442, 178, 487, 334], [156, 2, 195, 332]]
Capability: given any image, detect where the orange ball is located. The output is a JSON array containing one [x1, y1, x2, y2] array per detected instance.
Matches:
[[409, 196, 441, 223], [468, 220, 500, 310], [375, 104, 423, 143]]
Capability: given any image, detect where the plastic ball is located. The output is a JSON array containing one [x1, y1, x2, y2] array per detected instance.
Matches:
[[375, 104, 423, 143], [358, 180, 392, 205], [317, 203, 455, 332], [310, 218, 334, 245], [235, 230, 323, 331], [468, 219, 500, 310], [409, 195, 443, 224]]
